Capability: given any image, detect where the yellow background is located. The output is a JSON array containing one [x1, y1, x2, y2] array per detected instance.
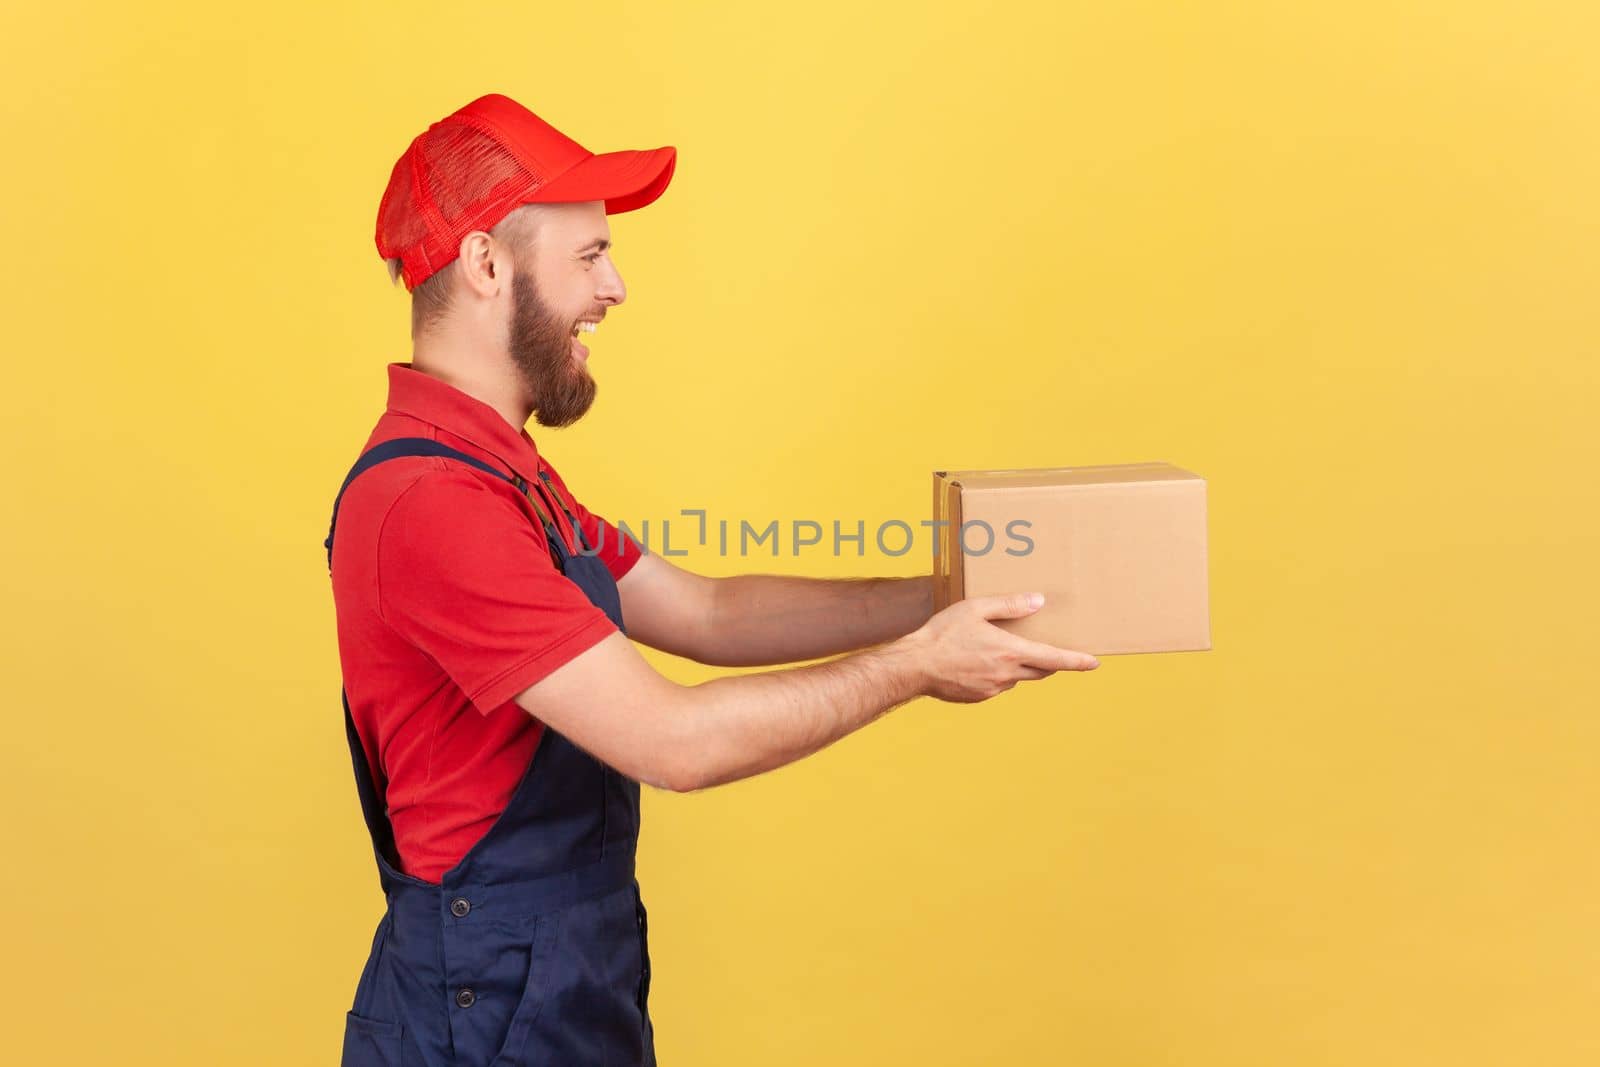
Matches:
[[3, 1, 1597, 1063]]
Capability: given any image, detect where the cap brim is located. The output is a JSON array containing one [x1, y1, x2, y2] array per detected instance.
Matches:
[[523, 145, 677, 215]]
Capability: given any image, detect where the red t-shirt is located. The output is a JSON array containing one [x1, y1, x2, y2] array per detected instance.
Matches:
[[329, 362, 644, 883]]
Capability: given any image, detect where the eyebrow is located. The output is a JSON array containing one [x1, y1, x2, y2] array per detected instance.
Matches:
[[577, 238, 612, 252]]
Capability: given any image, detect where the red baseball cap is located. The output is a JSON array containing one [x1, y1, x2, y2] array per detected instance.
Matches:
[[376, 93, 677, 291]]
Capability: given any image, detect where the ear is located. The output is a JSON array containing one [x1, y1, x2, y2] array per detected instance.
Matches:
[[455, 230, 508, 298]]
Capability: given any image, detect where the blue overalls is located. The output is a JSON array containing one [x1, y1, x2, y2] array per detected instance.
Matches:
[[326, 438, 655, 1067]]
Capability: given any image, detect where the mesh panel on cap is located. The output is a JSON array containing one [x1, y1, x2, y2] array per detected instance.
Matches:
[[376, 118, 544, 290], [420, 122, 536, 220]]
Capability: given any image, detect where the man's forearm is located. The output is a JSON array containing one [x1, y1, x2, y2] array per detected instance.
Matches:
[[701, 573, 935, 667], [671, 638, 929, 791]]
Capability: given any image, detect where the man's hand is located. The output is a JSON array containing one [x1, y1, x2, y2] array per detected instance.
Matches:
[[897, 593, 1099, 703]]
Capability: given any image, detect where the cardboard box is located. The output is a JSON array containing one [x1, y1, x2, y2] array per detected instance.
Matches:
[[931, 463, 1211, 655]]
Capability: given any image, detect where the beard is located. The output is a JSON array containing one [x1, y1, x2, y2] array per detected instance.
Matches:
[[507, 265, 597, 429]]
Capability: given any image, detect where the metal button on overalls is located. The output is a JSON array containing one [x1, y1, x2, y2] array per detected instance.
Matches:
[[327, 438, 657, 1067]]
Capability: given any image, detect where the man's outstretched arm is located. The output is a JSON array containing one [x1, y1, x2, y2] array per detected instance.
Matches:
[[618, 553, 934, 667], [516, 591, 1099, 793]]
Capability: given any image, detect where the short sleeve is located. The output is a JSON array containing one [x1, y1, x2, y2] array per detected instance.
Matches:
[[376, 469, 620, 714], [538, 464, 646, 582]]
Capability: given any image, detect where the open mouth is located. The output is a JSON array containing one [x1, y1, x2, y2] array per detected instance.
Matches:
[[570, 319, 598, 360]]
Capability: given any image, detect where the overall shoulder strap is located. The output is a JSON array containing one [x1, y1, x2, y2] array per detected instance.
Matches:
[[324, 436, 559, 569]]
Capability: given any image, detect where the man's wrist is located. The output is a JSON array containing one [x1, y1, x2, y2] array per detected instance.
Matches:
[[877, 629, 931, 703]]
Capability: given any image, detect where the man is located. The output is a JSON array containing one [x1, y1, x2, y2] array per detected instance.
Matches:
[[326, 92, 1099, 1067]]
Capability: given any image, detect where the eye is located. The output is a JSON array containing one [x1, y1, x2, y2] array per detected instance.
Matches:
[[583, 252, 602, 263]]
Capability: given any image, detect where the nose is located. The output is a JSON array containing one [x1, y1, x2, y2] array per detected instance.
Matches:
[[596, 257, 626, 308]]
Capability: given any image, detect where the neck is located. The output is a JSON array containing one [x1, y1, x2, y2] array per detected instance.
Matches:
[[410, 335, 534, 430]]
